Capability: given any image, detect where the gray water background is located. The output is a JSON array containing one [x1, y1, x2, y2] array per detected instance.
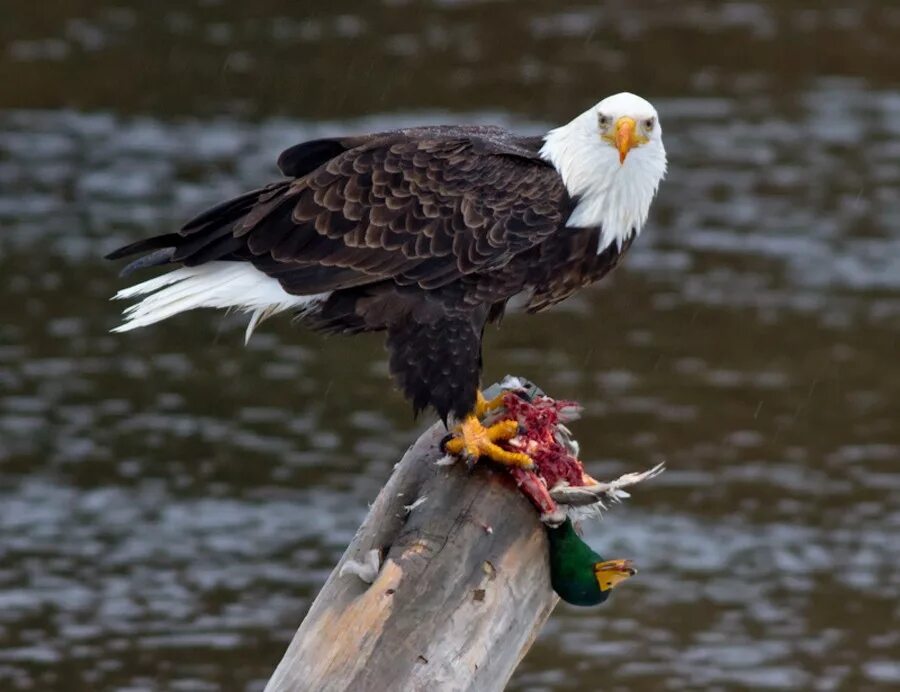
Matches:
[[1, 1, 899, 690]]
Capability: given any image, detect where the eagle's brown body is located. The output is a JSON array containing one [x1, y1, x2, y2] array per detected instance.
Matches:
[[108, 126, 634, 420]]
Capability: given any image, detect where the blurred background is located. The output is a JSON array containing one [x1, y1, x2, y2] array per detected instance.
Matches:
[[1, 1, 899, 690]]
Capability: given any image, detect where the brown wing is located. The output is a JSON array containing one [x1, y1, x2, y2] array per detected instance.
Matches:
[[108, 129, 571, 296]]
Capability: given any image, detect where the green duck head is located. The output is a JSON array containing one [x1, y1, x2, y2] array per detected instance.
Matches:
[[546, 518, 636, 606]]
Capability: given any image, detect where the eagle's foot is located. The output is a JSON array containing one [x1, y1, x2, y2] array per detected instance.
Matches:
[[442, 414, 534, 469], [474, 390, 506, 418]]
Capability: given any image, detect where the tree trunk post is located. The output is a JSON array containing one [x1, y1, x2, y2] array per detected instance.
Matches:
[[265, 383, 558, 692]]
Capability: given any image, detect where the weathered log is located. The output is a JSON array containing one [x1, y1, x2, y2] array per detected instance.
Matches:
[[265, 386, 559, 692]]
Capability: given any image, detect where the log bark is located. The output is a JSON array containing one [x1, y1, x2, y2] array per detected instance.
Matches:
[[265, 384, 558, 692]]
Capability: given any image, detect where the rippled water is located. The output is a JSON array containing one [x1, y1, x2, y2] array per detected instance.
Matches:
[[1, 2, 899, 690]]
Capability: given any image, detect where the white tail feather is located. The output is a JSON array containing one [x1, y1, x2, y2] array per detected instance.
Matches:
[[111, 262, 330, 341]]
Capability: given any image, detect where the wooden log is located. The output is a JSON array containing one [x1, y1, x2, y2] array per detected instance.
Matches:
[[265, 385, 559, 692]]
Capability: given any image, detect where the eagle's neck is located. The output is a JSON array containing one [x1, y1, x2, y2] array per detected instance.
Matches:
[[540, 112, 666, 254]]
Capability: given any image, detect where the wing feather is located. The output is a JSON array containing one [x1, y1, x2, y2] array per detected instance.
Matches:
[[107, 128, 571, 298]]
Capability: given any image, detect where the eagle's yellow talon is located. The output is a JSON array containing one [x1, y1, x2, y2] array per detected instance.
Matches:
[[475, 390, 507, 418], [442, 436, 465, 455], [486, 419, 519, 441], [443, 413, 533, 469]]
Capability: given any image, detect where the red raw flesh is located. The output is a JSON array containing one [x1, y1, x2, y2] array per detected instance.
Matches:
[[494, 392, 592, 518]]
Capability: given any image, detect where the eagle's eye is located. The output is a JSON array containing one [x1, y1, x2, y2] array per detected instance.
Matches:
[[598, 113, 611, 129], [643, 117, 656, 131]]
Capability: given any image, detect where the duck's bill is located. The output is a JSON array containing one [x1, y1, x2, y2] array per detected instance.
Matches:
[[594, 558, 637, 591]]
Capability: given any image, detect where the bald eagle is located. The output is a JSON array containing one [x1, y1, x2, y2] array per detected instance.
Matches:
[[107, 92, 667, 467]]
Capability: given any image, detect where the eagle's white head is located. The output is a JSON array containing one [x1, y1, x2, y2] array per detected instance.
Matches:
[[540, 92, 667, 253]]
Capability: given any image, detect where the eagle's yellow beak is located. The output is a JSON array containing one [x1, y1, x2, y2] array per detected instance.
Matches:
[[615, 116, 638, 164]]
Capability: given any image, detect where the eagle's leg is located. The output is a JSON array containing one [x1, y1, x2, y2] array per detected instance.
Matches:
[[385, 313, 529, 466], [443, 390, 533, 468]]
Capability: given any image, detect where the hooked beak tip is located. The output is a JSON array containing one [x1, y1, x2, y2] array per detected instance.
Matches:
[[615, 116, 637, 164]]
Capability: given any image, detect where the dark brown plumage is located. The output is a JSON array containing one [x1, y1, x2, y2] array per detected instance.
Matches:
[[107, 125, 634, 421]]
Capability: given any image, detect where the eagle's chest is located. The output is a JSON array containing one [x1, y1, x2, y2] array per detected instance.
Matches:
[[524, 227, 635, 312], [461, 226, 634, 319]]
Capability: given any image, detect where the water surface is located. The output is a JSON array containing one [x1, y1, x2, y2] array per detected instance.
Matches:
[[1, 2, 899, 690]]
